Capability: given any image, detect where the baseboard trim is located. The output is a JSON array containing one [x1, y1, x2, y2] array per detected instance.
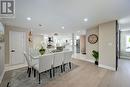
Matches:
[[99, 64, 116, 71], [5, 64, 27, 71], [72, 54, 116, 71], [0, 70, 5, 84], [86, 59, 95, 63], [73, 57, 95, 63]]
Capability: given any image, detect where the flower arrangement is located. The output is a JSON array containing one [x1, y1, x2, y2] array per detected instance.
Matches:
[[39, 46, 45, 55]]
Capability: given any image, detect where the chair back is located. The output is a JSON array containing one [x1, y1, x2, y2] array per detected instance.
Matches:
[[24, 51, 32, 67], [30, 48, 40, 57], [63, 51, 73, 64], [39, 54, 54, 72], [53, 52, 64, 67]]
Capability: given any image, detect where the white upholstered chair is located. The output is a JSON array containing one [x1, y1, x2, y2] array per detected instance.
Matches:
[[33, 53, 54, 84], [24, 52, 36, 77], [53, 52, 64, 76], [63, 51, 73, 71]]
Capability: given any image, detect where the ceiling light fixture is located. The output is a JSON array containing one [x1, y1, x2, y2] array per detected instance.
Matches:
[[27, 17, 31, 21], [61, 26, 65, 29], [84, 18, 88, 22]]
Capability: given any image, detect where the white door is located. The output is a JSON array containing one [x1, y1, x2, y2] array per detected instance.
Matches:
[[9, 31, 26, 65]]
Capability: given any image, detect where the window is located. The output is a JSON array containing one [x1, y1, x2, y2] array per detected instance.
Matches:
[[126, 35, 130, 52]]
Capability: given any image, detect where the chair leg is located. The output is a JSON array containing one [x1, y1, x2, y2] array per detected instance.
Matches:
[[34, 69, 36, 77], [53, 68, 55, 77], [28, 68, 31, 77], [39, 73, 41, 84], [50, 69, 52, 78], [7, 82, 10, 87], [63, 64, 66, 72], [61, 65, 63, 73], [27, 67, 29, 73], [69, 62, 71, 69]]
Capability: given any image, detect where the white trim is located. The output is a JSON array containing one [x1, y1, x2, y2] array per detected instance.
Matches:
[[5, 64, 27, 71], [72, 53, 95, 63], [86, 59, 95, 63], [73, 57, 95, 63], [73, 53, 116, 71], [0, 70, 5, 84], [99, 64, 116, 71]]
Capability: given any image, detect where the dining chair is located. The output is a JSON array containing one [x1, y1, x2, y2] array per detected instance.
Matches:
[[33, 53, 54, 84], [24, 51, 36, 77], [53, 52, 64, 77], [63, 51, 73, 71]]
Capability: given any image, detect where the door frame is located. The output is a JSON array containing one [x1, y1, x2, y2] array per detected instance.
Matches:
[[116, 20, 121, 71]]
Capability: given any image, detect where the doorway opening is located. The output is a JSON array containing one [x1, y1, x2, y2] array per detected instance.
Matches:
[[116, 17, 130, 70]]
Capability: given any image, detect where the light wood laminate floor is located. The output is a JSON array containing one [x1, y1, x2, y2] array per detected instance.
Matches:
[[43, 59, 130, 87]]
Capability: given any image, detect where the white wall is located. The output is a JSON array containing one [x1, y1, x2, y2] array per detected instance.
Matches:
[[86, 27, 99, 62], [80, 35, 86, 53], [32, 34, 44, 49], [5, 25, 29, 64], [99, 21, 116, 70], [0, 23, 5, 83]]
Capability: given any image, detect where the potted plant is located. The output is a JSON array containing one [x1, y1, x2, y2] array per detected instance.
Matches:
[[39, 46, 45, 55], [92, 50, 99, 65]]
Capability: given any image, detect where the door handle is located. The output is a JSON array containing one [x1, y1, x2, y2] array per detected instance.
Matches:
[[11, 49, 15, 52]]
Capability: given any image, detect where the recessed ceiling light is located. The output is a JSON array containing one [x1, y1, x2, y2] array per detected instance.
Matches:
[[61, 26, 65, 29], [26, 17, 31, 21], [84, 18, 88, 22]]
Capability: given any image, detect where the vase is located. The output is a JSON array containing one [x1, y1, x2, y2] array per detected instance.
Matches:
[[39, 51, 45, 55], [95, 61, 98, 65]]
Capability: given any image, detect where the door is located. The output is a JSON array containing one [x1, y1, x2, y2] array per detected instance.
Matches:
[[9, 31, 26, 65], [76, 39, 80, 53]]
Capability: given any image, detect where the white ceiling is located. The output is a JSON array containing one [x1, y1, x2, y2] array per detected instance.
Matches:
[[0, 0, 130, 33]]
